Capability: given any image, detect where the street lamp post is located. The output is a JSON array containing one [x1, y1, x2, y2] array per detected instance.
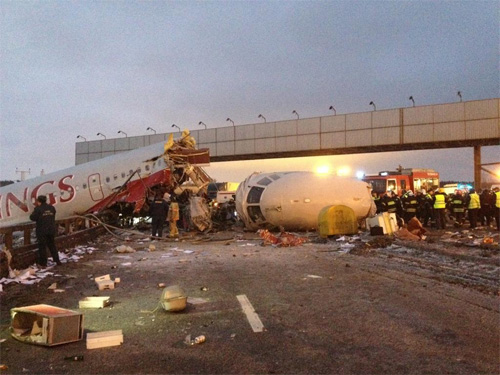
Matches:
[[328, 106, 336, 115], [97, 133, 106, 139], [171, 124, 181, 132], [198, 121, 207, 129], [146, 127, 156, 134], [292, 110, 299, 119], [457, 91, 462, 102], [118, 130, 127, 137], [76, 135, 87, 141], [226, 118, 235, 126], [369, 101, 376, 111], [258, 114, 266, 123], [409, 96, 415, 107]]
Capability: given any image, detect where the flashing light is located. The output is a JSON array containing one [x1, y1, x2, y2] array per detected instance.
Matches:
[[380, 171, 388, 176], [356, 171, 365, 179]]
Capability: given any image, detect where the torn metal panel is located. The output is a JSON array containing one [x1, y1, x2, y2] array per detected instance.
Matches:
[[235, 171, 376, 231]]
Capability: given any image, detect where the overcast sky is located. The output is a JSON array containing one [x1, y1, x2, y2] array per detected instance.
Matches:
[[1, 1, 498, 183]]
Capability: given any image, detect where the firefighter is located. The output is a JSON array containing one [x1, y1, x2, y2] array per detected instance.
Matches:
[[402, 190, 419, 224], [494, 187, 500, 231], [167, 196, 180, 238], [479, 189, 495, 227], [418, 189, 433, 227], [433, 188, 448, 229], [372, 191, 383, 213], [382, 190, 403, 226], [466, 188, 481, 229], [450, 190, 466, 227]]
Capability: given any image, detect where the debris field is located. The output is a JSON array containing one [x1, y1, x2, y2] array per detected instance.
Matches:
[[0, 227, 498, 374]]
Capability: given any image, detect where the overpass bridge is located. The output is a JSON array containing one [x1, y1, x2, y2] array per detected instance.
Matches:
[[76, 98, 499, 186]]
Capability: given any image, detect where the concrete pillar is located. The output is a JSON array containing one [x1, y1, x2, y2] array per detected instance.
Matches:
[[474, 146, 481, 189]]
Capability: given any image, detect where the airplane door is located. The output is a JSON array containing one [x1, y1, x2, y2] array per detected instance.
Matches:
[[88, 173, 104, 201]]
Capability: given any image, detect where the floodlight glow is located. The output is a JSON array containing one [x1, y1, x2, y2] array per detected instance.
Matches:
[[315, 165, 330, 175], [356, 171, 365, 179], [337, 166, 351, 176]]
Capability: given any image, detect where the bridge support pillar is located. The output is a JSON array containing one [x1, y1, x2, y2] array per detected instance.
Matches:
[[474, 145, 481, 189]]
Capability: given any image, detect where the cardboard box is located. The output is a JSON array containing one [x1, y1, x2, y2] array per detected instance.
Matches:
[[87, 330, 123, 349], [79, 296, 111, 309], [10, 304, 83, 346]]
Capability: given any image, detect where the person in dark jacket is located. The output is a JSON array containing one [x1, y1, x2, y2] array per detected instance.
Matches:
[[148, 192, 169, 237], [29, 195, 61, 267]]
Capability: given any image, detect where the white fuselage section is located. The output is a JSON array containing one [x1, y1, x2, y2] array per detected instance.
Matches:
[[0, 142, 169, 228], [235, 171, 376, 230]]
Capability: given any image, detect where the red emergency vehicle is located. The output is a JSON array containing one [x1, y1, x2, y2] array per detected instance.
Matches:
[[363, 168, 439, 196]]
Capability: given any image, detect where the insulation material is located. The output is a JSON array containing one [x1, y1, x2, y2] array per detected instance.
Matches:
[[189, 196, 212, 231]]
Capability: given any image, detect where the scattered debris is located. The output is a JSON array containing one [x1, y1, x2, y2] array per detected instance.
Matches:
[[115, 245, 135, 253], [184, 334, 206, 346], [79, 296, 111, 309], [10, 304, 83, 346], [94, 275, 117, 291], [87, 330, 123, 349], [258, 229, 307, 247], [160, 285, 187, 312]]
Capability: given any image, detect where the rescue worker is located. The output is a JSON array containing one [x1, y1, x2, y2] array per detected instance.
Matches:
[[479, 189, 494, 227], [466, 188, 481, 229], [450, 190, 466, 227], [372, 191, 383, 214], [29, 195, 61, 267], [167, 196, 180, 238], [381, 190, 403, 226], [148, 191, 169, 238], [494, 187, 500, 231], [433, 188, 448, 229], [402, 190, 419, 224], [417, 189, 431, 227]]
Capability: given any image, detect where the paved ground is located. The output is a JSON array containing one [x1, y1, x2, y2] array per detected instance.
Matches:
[[0, 228, 498, 374]]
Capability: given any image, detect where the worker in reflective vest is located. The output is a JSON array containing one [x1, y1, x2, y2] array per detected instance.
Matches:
[[467, 189, 481, 229], [402, 190, 419, 224], [433, 188, 447, 229], [494, 187, 500, 231], [450, 190, 466, 226], [167, 197, 180, 238]]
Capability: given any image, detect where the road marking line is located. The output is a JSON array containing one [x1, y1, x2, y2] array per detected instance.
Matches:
[[236, 294, 265, 333]]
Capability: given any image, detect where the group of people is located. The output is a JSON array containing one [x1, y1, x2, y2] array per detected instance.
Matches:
[[372, 187, 500, 231], [148, 191, 180, 239]]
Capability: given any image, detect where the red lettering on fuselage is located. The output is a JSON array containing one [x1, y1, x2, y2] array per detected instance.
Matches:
[[58, 175, 76, 203], [31, 181, 56, 205], [6, 188, 29, 217]]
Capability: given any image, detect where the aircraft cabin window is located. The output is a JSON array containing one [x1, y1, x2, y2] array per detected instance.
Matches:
[[129, 170, 133, 176], [257, 177, 273, 186], [92, 178, 96, 183], [247, 187, 264, 204], [138, 168, 142, 173], [114, 175, 118, 180], [83, 183, 87, 189], [145, 165, 150, 171], [106, 177, 110, 183], [122, 172, 126, 178]]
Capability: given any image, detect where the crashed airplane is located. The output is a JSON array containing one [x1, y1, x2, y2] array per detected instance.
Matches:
[[235, 171, 376, 231], [0, 132, 211, 229]]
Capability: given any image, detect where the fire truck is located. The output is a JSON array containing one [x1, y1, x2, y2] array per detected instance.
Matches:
[[363, 168, 439, 196]]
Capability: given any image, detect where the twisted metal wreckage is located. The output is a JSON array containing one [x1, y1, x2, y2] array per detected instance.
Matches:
[[0, 131, 212, 231]]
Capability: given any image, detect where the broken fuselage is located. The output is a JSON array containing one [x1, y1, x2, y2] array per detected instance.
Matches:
[[235, 171, 376, 231], [0, 137, 210, 228]]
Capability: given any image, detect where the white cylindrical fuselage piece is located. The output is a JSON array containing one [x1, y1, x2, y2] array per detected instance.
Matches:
[[235, 171, 376, 231]]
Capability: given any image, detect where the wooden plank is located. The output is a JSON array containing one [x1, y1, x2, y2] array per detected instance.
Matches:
[[87, 330, 123, 349], [236, 294, 265, 333], [79, 296, 110, 309]]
